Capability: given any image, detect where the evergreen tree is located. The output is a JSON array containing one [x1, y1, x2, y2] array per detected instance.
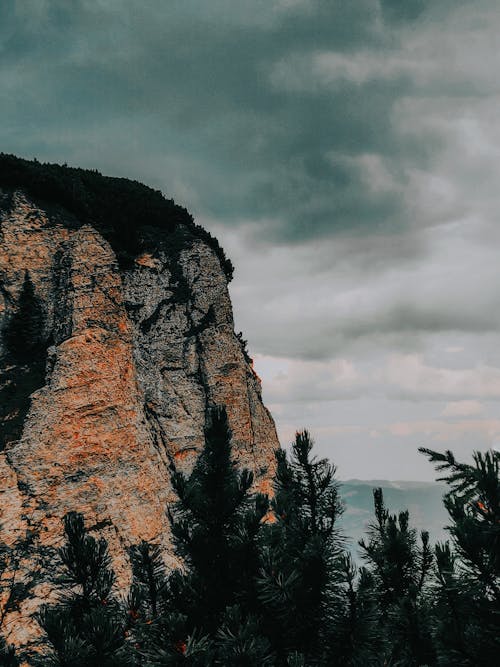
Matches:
[[167, 407, 268, 631], [134, 406, 269, 664], [215, 606, 273, 666], [134, 621, 214, 667], [257, 431, 344, 665], [4, 272, 46, 362], [359, 488, 435, 666], [420, 447, 500, 666], [33, 512, 131, 667], [126, 541, 207, 665], [127, 540, 167, 628], [326, 555, 383, 666]]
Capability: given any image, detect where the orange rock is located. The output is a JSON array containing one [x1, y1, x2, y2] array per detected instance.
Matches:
[[0, 190, 278, 655]]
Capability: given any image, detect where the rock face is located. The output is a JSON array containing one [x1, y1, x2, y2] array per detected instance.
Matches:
[[0, 184, 278, 649]]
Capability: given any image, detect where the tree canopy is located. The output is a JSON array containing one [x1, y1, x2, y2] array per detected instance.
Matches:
[[0, 154, 233, 279]]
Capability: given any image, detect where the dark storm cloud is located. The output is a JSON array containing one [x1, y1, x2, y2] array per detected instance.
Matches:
[[3, 0, 500, 478], [379, 0, 428, 22], [0, 0, 450, 245], [3, 0, 497, 354]]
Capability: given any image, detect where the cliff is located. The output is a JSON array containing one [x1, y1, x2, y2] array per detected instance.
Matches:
[[0, 156, 278, 648]]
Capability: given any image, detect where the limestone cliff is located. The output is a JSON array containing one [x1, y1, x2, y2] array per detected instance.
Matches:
[[0, 157, 278, 648]]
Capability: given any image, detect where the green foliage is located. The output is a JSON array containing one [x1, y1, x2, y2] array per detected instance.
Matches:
[[325, 555, 382, 666], [140, 629, 214, 667], [129, 541, 168, 622], [420, 447, 500, 666], [5, 429, 498, 666], [166, 407, 268, 635], [215, 606, 273, 666], [33, 512, 131, 667], [359, 488, 436, 666], [0, 153, 233, 280], [420, 448, 499, 592], [126, 407, 269, 664], [125, 541, 190, 664], [285, 653, 306, 667], [257, 431, 344, 664]]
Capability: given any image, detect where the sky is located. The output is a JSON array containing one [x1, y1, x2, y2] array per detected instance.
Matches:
[[2, 0, 500, 480]]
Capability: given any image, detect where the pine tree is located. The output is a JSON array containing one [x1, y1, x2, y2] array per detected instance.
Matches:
[[420, 447, 500, 666], [431, 542, 473, 667], [215, 606, 273, 666], [168, 407, 268, 631], [257, 431, 344, 665], [325, 555, 383, 666], [126, 541, 202, 665], [136, 406, 269, 664], [33, 512, 131, 667], [359, 488, 436, 666], [4, 272, 46, 362], [134, 619, 214, 667], [128, 541, 167, 627]]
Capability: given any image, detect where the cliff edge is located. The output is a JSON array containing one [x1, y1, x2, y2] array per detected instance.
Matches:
[[0, 155, 278, 648]]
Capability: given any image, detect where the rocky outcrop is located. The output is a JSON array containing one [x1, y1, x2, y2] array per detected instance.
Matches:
[[0, 184, 278, 649]]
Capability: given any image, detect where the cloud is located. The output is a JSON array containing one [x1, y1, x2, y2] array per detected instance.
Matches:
[[379, 0, 429, 22], [224, 212, 500, 361], [255, 351, 500, 407], [254, 356, 362, 402], [384, 355, 500, 400], [441, 401, 484, 417], [387, 419, 500, 442], [2, 0, 498, 254], [2, 0, 500, 478], [0, 0, 470, 245]]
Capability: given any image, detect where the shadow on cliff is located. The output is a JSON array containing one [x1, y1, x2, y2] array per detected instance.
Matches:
[[1, 272, 49, 451]]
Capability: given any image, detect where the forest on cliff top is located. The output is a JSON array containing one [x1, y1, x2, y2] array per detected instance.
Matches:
[[0, 154, 233, 280]]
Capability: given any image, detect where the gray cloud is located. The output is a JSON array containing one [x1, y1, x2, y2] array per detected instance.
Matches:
[[379, 0, 428, 22], [2, 0, 500, 478], [0, 0, 454, 246]]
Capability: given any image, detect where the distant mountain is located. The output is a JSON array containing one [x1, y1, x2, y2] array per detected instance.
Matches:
[[339, 479, 449, 560]]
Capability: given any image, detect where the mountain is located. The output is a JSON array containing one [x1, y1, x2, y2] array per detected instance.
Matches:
[[339, 479, 449, 559], [0, 155, 278, 648]]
